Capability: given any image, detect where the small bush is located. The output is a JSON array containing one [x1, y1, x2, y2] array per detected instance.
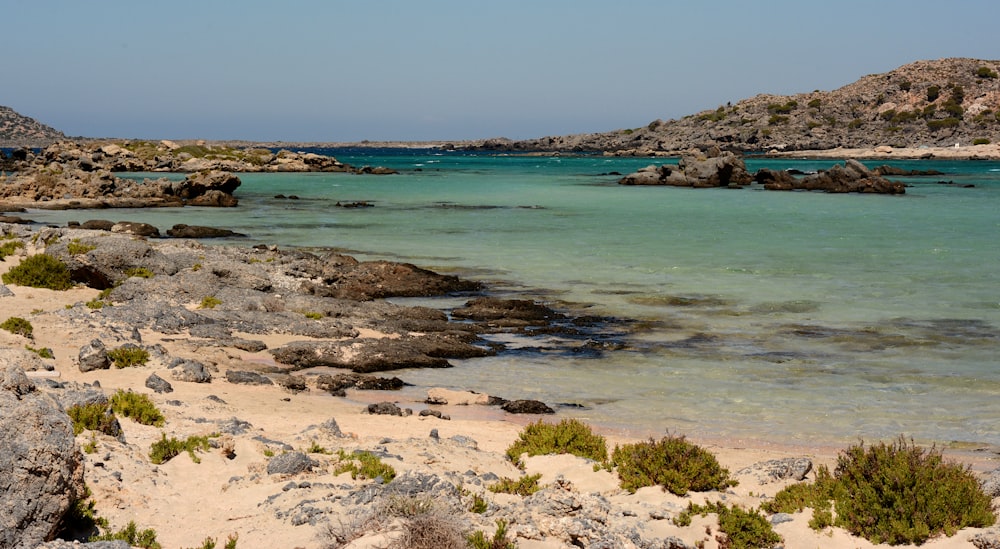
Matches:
[[899, 80, 912, 91], [334, 449, 396, 482], [67, 239, 96, 255], [1, 254, 74, 290], [306, 440, 331, 454], [504, 418, 608, 468], [928, 117, 961, 131], [767, 437, 996, 545], [303, 311, 323, 320], [90, 520, 161, 549], [1, 317, 33, 338], [0, 238, 25, 260], [85, 298, 108, 309], [67, 402, 119, 436], [470, 493, 488, 514], [186, 534, 238, 549], [767, 115, 789, 126], [611, 435, 737, 495], [124, 267, 154, 278], [976, 66, 999, 79], [467, 519, 516, 549], [847, 118, 864, 129], [807, 98, 822, 109], [973, 138, 991, 145], [198, 296, 222, 309], [149, 432, 211, 464], [110, 390, 165, 427], [25, 344, 54, 358], [675, 501, 782, 549], [488, 473, 542, 496], [927, 85, 941, 102], [107, 345, 149, 368]]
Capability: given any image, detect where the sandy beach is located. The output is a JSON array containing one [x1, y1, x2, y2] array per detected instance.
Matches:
[[763, 143, 1000, 161], [1, 226, 997, 549]]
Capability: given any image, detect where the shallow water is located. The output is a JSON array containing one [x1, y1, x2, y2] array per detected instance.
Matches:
[[24, 151, 1000, 447]]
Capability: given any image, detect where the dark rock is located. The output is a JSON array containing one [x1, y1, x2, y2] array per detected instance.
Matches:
[[78, 339, 110, 372], [773, 160, 907, 194], [618, 149, 752, 188], [0, 215, 32, 224], [111, 221, 160, 237], [144, 373, 173, 394], [165, 224, 246, 238], [419, 409, 450, 420], [366, 402, 412, 416], [0, 366, 85, 548], [320, 418, 345, 438], [170, 359, 212, 383], [80, 219, 115, 231], [753, 168, 797, 189], [307, 258, 481, 300], [225, 370, 273, 386], [266, 451, 316, 476], [270, 333, 489, 373], [451, 297, 565, 326], [500, 399, 555, 414], [274, 374, 308, 393], [316, 372, 404, 392]]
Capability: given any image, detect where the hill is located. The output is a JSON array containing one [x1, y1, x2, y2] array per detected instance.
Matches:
[[0, 106, 66, 147], [467, 58, 1000, 154]]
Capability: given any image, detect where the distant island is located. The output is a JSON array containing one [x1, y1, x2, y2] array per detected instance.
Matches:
[[3, 58, 1000, 158]]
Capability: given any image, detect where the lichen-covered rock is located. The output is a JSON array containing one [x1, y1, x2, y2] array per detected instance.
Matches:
[[170, 359, 212, 383], [145, 372, 173, 393], [0, 365, 85, 548], [78, 339, 110, 372], [226, 370, 273, 386], [501, 399, 555, 414], [266, 451, 316, 476]]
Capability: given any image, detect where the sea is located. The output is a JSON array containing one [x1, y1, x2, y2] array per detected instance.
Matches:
[[14, 149, 1000, 449]]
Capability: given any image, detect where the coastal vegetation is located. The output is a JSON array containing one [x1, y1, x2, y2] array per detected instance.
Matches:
[[676, 502, 781, 549], [333, 449, 397, 482], [611, 435, 737, 495], [0, 236, 25, 259], [149, 433, 212, 464], [67, 239, 96, 255], [763, 437, 996, 545], [198, 295, 222, 309], [504, 418, 608, 468], [107, 345, 150, 368], [110, 390, 165, 427], [1, 316, 33, 338], [467, 520, 517, 549], [488, 474, 542, 496], [1, 253, 74, 290], [67, 402, 120, 436]]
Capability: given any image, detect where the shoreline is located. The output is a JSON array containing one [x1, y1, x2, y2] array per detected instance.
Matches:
[[3, 223, 999, 548]]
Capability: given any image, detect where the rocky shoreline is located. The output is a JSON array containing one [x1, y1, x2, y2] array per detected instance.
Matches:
[[2, 223, 999, 548], [0, 141, 398, 212]]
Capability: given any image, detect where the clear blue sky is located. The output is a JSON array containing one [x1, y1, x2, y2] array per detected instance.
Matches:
[[4, 1, 997, 142]]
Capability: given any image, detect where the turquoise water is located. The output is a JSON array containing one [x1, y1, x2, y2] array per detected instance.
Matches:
[[24, 152, 1000, 446]]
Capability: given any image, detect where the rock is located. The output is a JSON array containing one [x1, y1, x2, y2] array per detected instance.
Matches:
[[273, 374, 308, 393], [266, 451, 316, 476], [0, 284, 13, 297], [972, 530, 1000, 549], [451, 297, 565, 326], [78, 339, 111, 372], [170, 359, 212, 383], [315, 372, 405, 392], [419, 409, 450, 420], [269, 333, 489, 373], [0, 347, 50, 372], [225, 370, 273, 386], [111, 221, 160, 237], [0, 366, 85, 548], [320, 418, 346, 438], [308, 258, 481, 300], [366, 402, 412, 416], [80, 219, 115, 230], [753, 168, 797, 189], [618, 149, 752, 188], [144, 372, 173, 394], [736, 457, 813, 484], [425, 388, 491, 405], [501, 399, 555, 414], [165, 224, 245, 238], [784, 160, 907, 194], [981, 468, 1000, 498]]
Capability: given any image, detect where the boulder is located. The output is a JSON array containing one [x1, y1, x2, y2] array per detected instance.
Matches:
[[266, 451, 316, 476], [170, 359, 212, 383], [111, 221, 160, 237], [226, 370, 273, 386], [0, 366, 85, 548], [165, 224, 245, 238], [366, 401, 412, 416], [618, 149, 752, 188], [501, 399, 555, 414], [78, 339, 111, 372], [145, 372, 173, 394]]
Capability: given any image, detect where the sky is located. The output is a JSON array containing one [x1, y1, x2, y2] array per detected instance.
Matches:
[[3, 1, 998, 142]]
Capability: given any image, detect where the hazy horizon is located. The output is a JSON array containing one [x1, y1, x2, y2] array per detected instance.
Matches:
[[5, 1, 999, 142]]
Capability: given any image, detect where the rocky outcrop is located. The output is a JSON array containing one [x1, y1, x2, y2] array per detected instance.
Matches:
[[0, 105, 65, 147], [0, 365, 86, 548], [759, 159, 907, 194], [618, 148, 752, 187], [165, 224, 245, 238]]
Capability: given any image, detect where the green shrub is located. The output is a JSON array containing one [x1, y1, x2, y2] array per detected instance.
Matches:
[[1, 254, 74, 290], [110, 390, 165, 427], [767, 115, 789, 126], [61, 485, 108, 538], [767, 437, 995, 545], [488, 473, 542, 496], [67, 239, 96, 255], [198, 296, 221, 309], [67, 402, 119, 436], [928, 117, 961, 131], [927, 85, 941, 102], [766, 101, 797, 114], [973, 138, 991, 145], [107, 346, 149, 368], [334, 449, 396, 482], [86, 299, 108, 309], [90, 520, 161, 549], [467, 519, 516, 549], [306, 440, 330, 454], [899, 80, 912, 91], [186, 534, 238, 549], [469, 493, 488, 514], [124, 267, 154, 278], [976, 66, 999, 79], [504, 418, 608, 468], [847, 118, 864, 129], [675, 501, 781, 549], [0, 238, 24, 260], [25, 344, 53, 358], [807, 98, 822, 109], [149, 433, 211, 464], [611, 435, 737, 495], [1, 317, 33, 338], [303, 311, 323, 320]]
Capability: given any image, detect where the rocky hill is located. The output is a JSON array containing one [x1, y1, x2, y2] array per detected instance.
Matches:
[[467, 58, 1000, 154], [0, 106, 65, 147]]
